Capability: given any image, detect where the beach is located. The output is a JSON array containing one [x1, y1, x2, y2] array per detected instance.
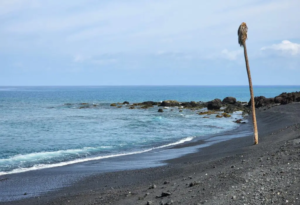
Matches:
[[1, 1, 299, 204], [1, 102, 299, 205]]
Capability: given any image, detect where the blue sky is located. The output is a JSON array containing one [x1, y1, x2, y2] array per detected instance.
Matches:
[[1, 0, 300, 86]]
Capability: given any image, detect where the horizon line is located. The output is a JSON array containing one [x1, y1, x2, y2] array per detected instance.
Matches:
[[0, 85, 300, 87]]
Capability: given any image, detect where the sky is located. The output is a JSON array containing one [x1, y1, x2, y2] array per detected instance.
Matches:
[[1, 0, 300, 86]]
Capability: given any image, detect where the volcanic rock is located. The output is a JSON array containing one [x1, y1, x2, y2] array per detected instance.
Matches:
[[207, 99, 222, 110], [222, 97, 236, 104], [160, 100, 180, 107]]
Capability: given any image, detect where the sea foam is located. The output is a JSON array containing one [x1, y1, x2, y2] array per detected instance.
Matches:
[[0, 137, 194, 176]]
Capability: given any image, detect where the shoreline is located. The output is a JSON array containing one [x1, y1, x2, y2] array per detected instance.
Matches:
[[1, 102, 300, 204], [0, 114, 251, 202]]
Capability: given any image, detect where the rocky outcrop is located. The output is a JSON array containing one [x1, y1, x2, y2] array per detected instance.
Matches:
[[248, 91, 300, 108], [207, 99, 222, 110], [224, 102, 249, 114], [277, 92, 300, 104], [109, 91, 300, 113], [181, 101, 206, 109], [274, 96, 283, 104], [138, 101, 158, 109], [248, 96, 274, 108], [222, 97, 236, 105], [142, 101, 159, 106], [160, 100, 180, 107]]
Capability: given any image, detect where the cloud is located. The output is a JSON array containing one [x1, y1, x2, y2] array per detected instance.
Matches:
[[1, 1, 300, 85], [2, 1, 300, 55], [261, 40, 300, 56], [221, 49, 242, 60]]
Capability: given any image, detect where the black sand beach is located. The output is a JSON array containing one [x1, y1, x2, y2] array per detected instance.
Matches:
[[1, 102, 300, 205]]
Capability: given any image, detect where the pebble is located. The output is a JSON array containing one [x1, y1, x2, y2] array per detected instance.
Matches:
[[149, 184, 157, 189], [189, 181, 199, 187], [161, 192, 171, 197]]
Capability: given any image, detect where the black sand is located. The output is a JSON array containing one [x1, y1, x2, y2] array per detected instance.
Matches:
[[1, 103, 300, 205]]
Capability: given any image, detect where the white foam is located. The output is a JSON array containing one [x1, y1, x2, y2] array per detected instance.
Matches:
[[0, 147, 101, 164], [0, 137, 194, 176]]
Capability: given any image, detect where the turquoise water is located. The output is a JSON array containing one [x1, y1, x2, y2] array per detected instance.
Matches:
[[0, 86, 299, 175]]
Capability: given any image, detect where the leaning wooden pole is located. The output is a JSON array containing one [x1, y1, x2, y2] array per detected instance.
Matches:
[[238, 22, 259, 145]]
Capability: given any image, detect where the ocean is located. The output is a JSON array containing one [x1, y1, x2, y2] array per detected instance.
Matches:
[[0, 85, 299, 176]]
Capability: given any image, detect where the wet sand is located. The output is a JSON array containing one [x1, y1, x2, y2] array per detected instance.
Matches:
[[1, 102, 300, 205]]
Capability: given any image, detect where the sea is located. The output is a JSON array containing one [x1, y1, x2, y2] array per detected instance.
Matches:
[[0, 86, 299, 176]]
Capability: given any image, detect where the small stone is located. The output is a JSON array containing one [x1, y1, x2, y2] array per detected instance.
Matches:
[[161, 192, 171, 197], [149, 184, 157, 189], [189, 182, 199, 187], [232, 195, 236, 200], [146, 201, 152, 205], [126, 191, 132, 197], [158, 108, 164, 113]]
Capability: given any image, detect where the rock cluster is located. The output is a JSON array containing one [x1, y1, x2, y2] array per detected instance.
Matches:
[[249, 91, 300, 108], [63, 91, 299, 114]]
